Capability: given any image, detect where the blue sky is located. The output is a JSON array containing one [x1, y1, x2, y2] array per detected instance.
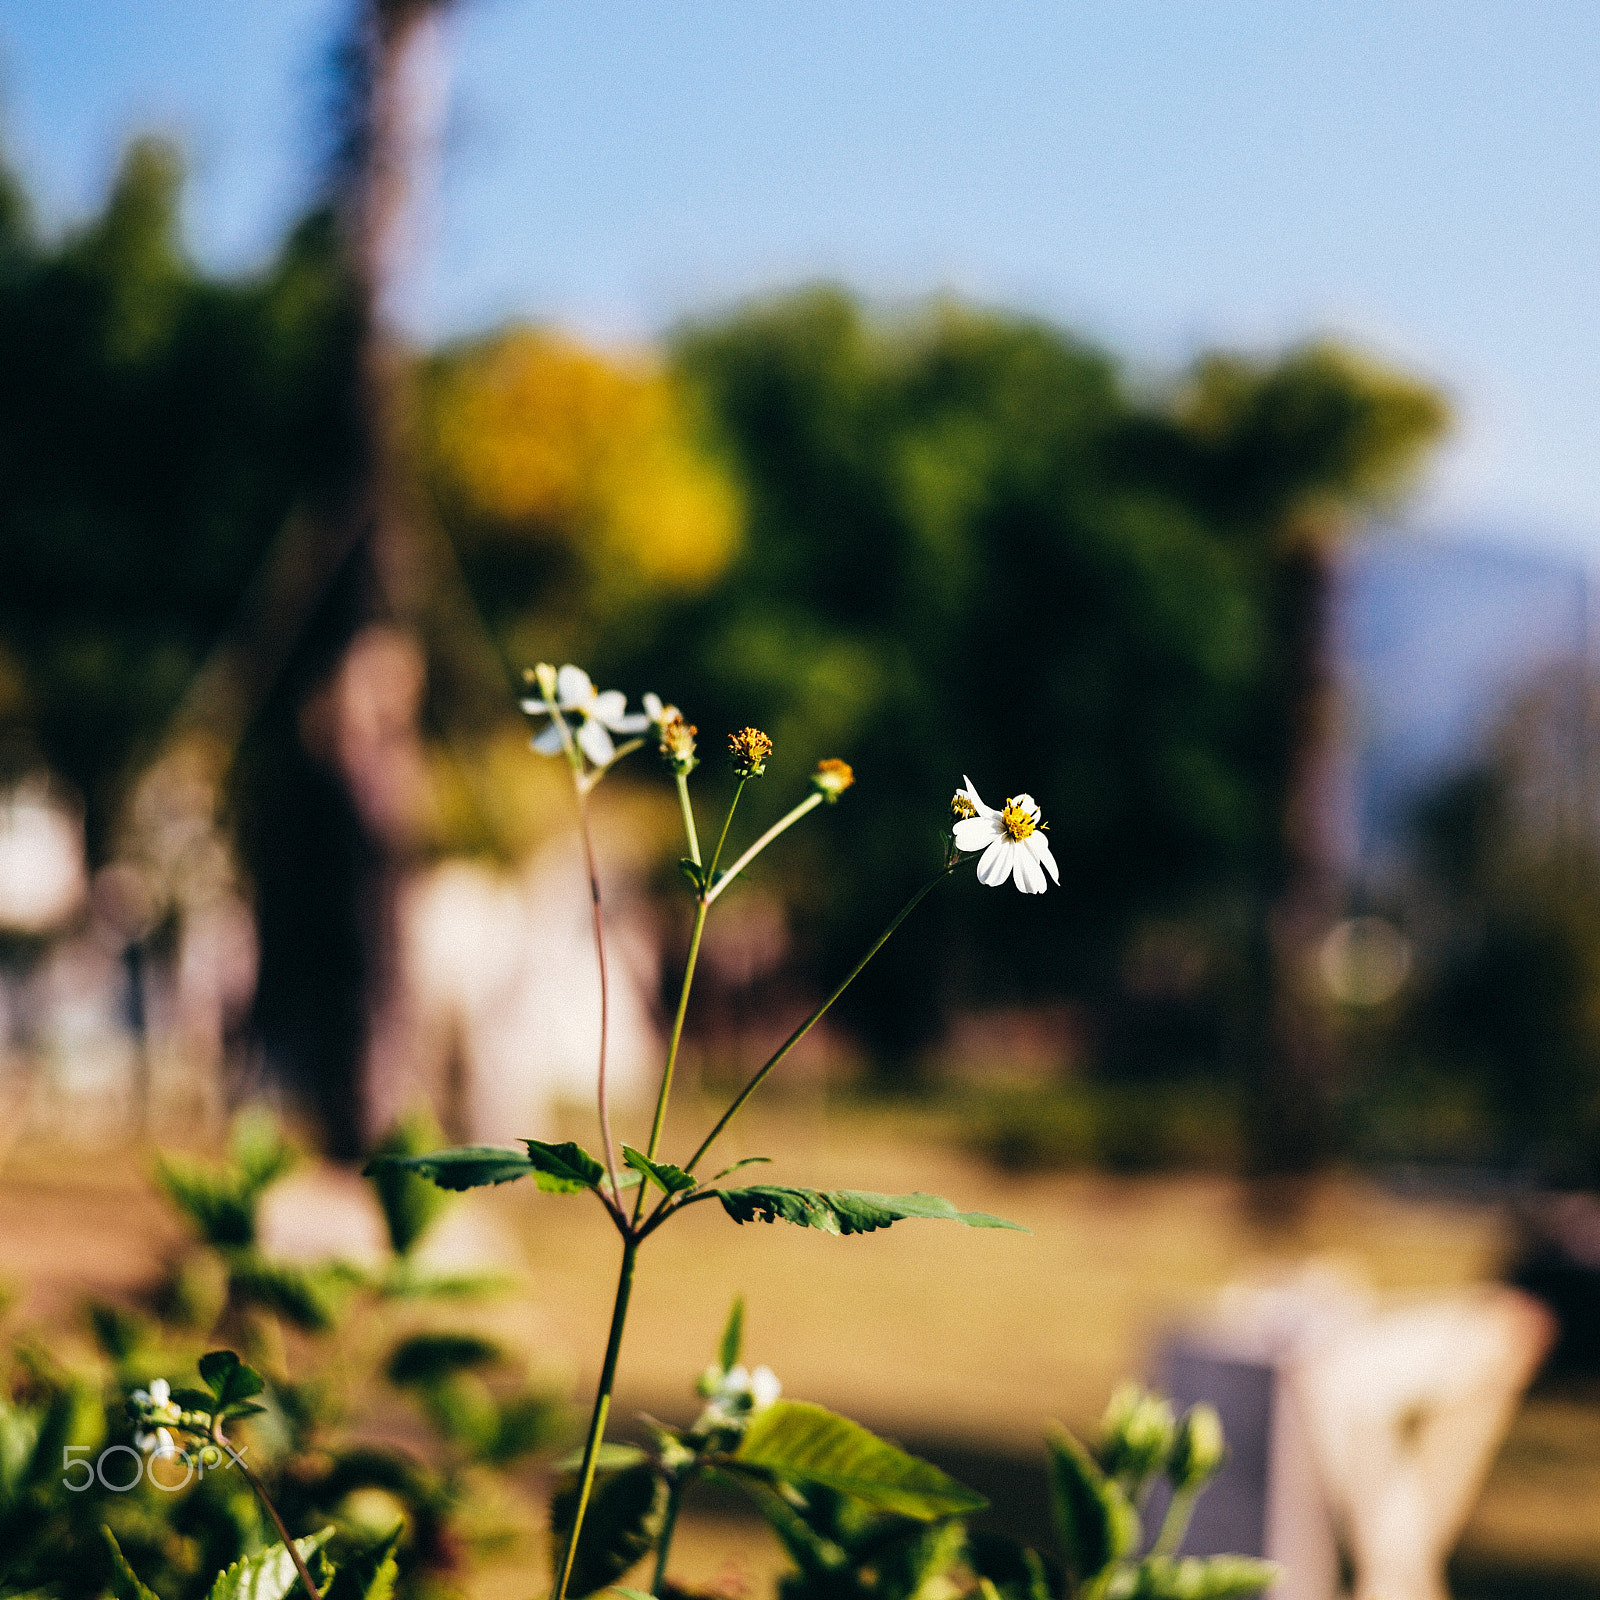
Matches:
[[3, 0, 1597, 562]]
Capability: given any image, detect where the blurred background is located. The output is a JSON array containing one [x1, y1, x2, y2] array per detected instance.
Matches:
[[3, 3, 1600, 1596]]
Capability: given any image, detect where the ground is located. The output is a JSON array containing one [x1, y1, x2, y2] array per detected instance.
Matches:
[[3, 1096, 1598, 1597]]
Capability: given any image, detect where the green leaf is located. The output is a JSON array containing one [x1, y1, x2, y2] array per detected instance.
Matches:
[[1045, 1424, 1138, 1590], [156, 1157, 256, 1248], [102, 1527, 163, 1600], [363, 1145, 539, 1191], [549, 1460, 667, 1598], [716, 1186, 1027, 1236], [205, 1528, 335, 1600], [385, 1331, 504, 1387], [733, 1401, 986, 1520], [554, 1441, 651, 1474], [169, 1387, 219, 1413], [229, 1107, 298, 1196], [367, 1113, 453, 1256], [198, 1350, 265, 1410], [322, 1529, 403, 1600], [711, 1467, 851, 1577], [709, 1156, 773, 1183], [718, 1295, 745, 1371], [228, 1257, 353, 1333], [222, 1400, 269, 1420], [1128, 1556, 1281, 1599], [622, 1144, 697, 1195]]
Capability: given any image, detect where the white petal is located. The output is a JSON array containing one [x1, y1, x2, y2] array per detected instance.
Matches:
[[953, 815, 1002, 852], [532, 723, 565, 755], [591, 689, 628, 726], [519, 697, 552, 714], [556, 664, 594, 707], [642, 692, 663, 721], [1013, 850, 1047, 894], [151, 1379, 170, 1405], [611, 712, 650, 734], [578, 717, 616, 765], [751, 1365, 783, 1408], [961, 774, 999, 817], [1010, 794, 1040, 817], [976, 839, 1015, 886], [1029, 833, 1060, 885]]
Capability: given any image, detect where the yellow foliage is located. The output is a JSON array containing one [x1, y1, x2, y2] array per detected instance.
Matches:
[[420, 326, 741, 591]]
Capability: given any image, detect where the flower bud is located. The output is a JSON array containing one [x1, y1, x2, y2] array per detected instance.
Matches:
[[533, 662, 559, 701], [1167, 1402, 1226, 1493], [811, 759, 854, 802], [1097, 1382, 1175, 1485], [660, 710, 699, 773], [951, 789, 978, 820], [728, 727, 773, 778]]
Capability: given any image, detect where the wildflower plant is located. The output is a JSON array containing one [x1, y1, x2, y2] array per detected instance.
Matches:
[[367, 663, 1067, 1599]]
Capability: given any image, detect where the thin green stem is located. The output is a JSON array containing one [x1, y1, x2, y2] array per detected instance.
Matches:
[[704, 791, 822, 906], [1151, 1485, 1199, 1558], [649, 1471, 692, 1594], [682, 864, 958, 1175], [644, 900, 709, 1165], [708, 776, 748, 883], [554, 1238, 640, 1600], [676, 772, 702, 867]]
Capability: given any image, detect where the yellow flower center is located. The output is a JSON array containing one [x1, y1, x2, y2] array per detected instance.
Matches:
[[951, 792, 978, 820], [1001, 798, 1037, 842]]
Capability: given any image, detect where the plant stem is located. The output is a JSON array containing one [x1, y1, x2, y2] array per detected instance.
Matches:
[[575, 781, 623, 1209], [704, 791, 821, 906], [555, 1238, 640, 1600], [649, 1471, 692, 1595], [644, 899, 708, 1165], [227, 1444, 322, 1600], [1151, 1486, 1198, 1558], [708, 776, 748, 884], [680, 864, 958, 1176], [676, 772, 702, 866]]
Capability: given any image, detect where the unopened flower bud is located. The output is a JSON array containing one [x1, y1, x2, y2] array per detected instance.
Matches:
[[1167, 1402, 1225, 1493], [811, 759, 854, 802], [728, 727, 772, 778], [951, 790, 978, 820], [1098, 1382, 1175, 1485]]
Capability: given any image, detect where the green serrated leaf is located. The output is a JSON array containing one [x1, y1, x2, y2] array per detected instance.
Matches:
[[621, 1144, 697, 1195], [733, 1400, 986, 1520], [1128, 1556, 1281, 1599], [549, 1460, 667, 1598], [367, 1113, 453, 1256], [709, 1156, 773, 1183], [718, 1295, 745, 1371], [1045, 1424, 1138, 1590], [386, 1331, 504, 1387], [716, 1185, 1027, 1236], [525, 1138, 610, 1191], [204, 1528, 335, 1600], [168, 1387, 217, 1413], [198, 1350, 265, 1409], [363, 1145, 538, 1191], [322, 1529, 403, 1600], [102, 1527, 163, 1600]]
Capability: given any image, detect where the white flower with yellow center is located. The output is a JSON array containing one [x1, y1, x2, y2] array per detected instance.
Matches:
[[521, 664, 649, 766], [951, 775, 1059, 894]]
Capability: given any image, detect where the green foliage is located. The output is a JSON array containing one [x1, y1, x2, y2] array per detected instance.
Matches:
[[320, 1528, 402, 1600], [715, 1186, 1024, 1235], [733, 1402, 986, 1520], [364, 1139, 643, 1196], [198, 1351, 266, 1416], [717, 1296, 745, 1372], [201, 1528, 334, 1600], [548, 1461, 667, 1599], [384, 1334, 503, 1388], [1122, 1556, 1280, 1599], [621, 1145, 697, 1195], [1046, 1425, 1139, 1593], [366, 1116, 453, 1258], [102, 1528, 163, 1600]]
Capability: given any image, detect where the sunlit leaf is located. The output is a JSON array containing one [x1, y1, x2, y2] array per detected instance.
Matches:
[[716, 1186, 1026, 1236], [1045, 1424, 1138, 1589], [622, 1144, 696, 1195], [204, 1527, 335, 1600], [733, 1400, 986, 1520]]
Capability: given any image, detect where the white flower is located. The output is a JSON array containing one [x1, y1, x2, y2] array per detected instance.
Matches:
[[951, 776, 1059, 895], [136, 1426, 176, 1455], [521, 665, 649, 766], [700, 1361, 783, 1427]]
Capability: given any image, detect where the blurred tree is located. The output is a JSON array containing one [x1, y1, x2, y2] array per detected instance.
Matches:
[[0, 139, 356, 854], [614, 290, 1447, 1158]]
